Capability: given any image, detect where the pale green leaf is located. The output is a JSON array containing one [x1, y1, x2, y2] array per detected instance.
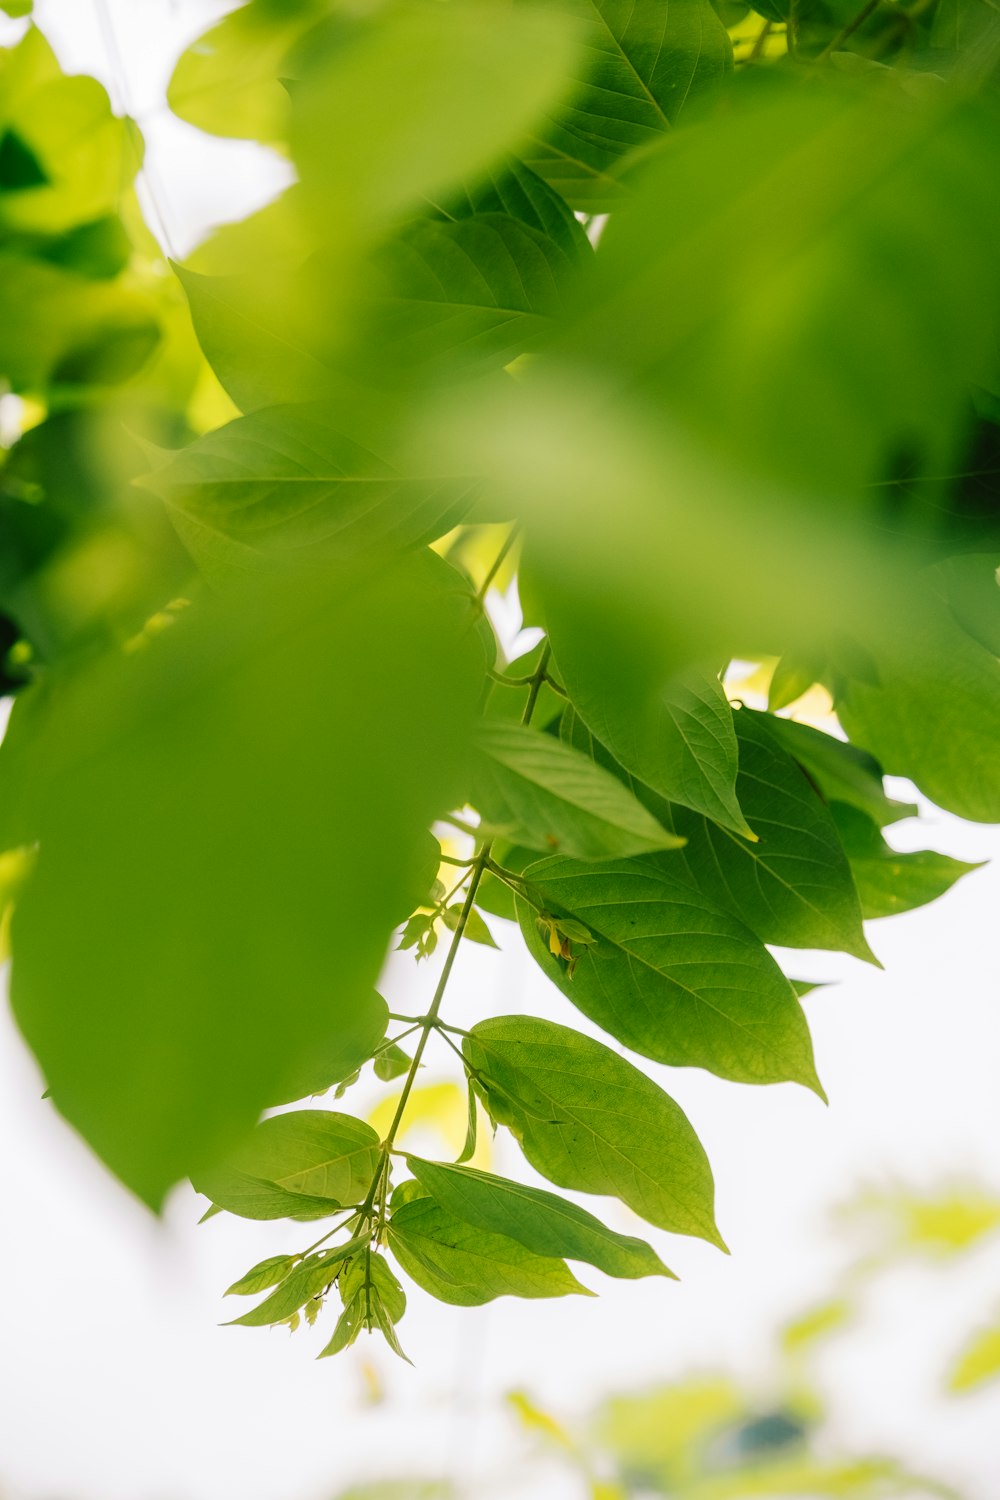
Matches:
[[225, 1255, 299, 1297], [389, 1192, 591, 1305], [228, 1238, 366, 1327], [472, 720, 683, 861], [464, 1016, 723, 1247], [289, 1, 582, 229], [406, 1157, 675, 1281], [516, 857, 823, 1093], [197, 1110, 380, 1209]]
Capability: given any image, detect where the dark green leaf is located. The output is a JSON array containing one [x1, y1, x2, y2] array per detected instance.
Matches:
[[644, 710, 876, 960], [522, 0, 732, 210], [465, 1016, 723, 1247], [758, 711, 916, 828], [406, 1157, 675, 1280], [549, 652, 752, 838], [427, 157, 592, 267], [516, 857, 823, 1093], [389, 1193, 591, 1304]]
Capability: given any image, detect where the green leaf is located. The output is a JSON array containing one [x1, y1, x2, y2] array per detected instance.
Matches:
[[288, 1, 582, 230], [464, 1016, 723, 1248], [317, 1293, 366, 1357], [522, 0, 733, 210], [389, 1193, 591, 1304], [139, 403, 477, 575], [196, 1110, 381, 1209], [830, 803, 981, 921], [441, 902, 499, 949], [837, 562, 1000, 823], [566, 74, 1000, 502], [516, 857, 823, 1093], [268, 992, 389, 1105], [167, 0, 322, 143], [406, 1157, 675, 1281], [228, 1238, 366, 1327], [949, 1320, 1000, 1392], [5, 555, 482, 1207], [427, 157, 592, 267], [364, 212, 576, 382], [472, 720, 683, 861], [757, 711, 916, 828], [341, 1251, 407, 1324], [374, 1043, 413, 1083], [173, 261, 339, 413], [549, 651, 752, 838], [644, 709, 876, 960], [225, 1255, 299, 1297]]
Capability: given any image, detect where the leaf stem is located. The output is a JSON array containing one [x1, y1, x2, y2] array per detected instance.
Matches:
[[474, 523, 522, 604], [815, 0, 881, 57]]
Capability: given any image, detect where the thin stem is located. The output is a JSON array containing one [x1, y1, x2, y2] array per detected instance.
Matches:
[[521, 643, 551, 725], [488, 669, 536, 688], [438, 853, 475, 867], [815, 0, 881, 57], [747, 18, 773, 60], [299, 1208, 363, 1259], [474, 523, 522, 604]]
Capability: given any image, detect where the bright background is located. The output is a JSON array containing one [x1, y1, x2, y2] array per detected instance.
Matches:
[[2, 4, 999, 1497]]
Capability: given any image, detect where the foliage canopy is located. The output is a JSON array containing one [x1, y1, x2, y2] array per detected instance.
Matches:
[[1, 0, 999, 1363]]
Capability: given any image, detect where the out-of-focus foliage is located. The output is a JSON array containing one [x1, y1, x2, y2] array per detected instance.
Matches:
[[1, 0, 999, 1364]]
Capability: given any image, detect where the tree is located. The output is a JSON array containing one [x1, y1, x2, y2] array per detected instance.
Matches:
[[0, 0, 998, 1364]]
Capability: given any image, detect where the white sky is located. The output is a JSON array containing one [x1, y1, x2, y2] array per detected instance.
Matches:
[[2, 5, 1000, 1498]]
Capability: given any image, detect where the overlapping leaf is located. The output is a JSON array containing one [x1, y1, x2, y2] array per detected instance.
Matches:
[[464, 1017, 723, 1246], [472, 720, 682, 860], [516, 857, 822, 1092], [389, 1191, 590, 1304], [522, 0, 732, 209], [407, 1158, 674, 1280]]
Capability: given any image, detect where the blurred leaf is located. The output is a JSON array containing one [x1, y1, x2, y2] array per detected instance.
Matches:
[[837, 561, 1000, 822], [465, 1016, 723, 1246], [389, 1193, 590, 1304], [268, 992, 389, 1105], [523, 0, 733, 210], [472, 721, 683, 860], [406, 1157, 675, 1280], [140, 403, 479, 576], [949, 1320, 1000, 1392], [167, 0, 324, 143], [288, 1, 582, 231], [517, 857, 822, 1092], [5, 555, 483, 1206]]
